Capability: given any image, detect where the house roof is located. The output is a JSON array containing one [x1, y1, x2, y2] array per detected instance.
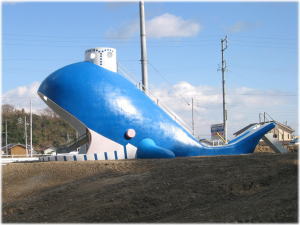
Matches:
[[274, 121, 295, 132], [233, 121, 295, 137], [41, 146, 58, 151], [1, 143, 33, 150]]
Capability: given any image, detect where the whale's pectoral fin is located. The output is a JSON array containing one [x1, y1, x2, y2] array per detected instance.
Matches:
[[136, 138, 175, 159]]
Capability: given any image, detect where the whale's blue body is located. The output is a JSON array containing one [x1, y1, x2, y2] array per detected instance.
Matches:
[[38, 62, 275, 159]]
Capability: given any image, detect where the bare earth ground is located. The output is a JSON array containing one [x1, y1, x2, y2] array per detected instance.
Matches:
[[2, 152, 298, 223]]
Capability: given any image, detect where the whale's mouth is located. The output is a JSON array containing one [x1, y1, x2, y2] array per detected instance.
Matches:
[[37, 91, 129, 157], [37, 91, 90, 154]]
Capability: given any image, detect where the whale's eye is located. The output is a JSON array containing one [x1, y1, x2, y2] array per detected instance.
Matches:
[[107, 52, 113, 58], [125, 129, 136, 139], [90, 53, 96, 59]]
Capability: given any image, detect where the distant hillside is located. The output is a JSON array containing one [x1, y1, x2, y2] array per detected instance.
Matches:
[[1, 104, 77, 150]]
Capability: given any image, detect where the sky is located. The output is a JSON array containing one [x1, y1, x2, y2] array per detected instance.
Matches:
[[2, 1, 298, 139]]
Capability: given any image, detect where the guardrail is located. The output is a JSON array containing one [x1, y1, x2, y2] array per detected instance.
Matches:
[[1, 154, 45, 158], [1, 155, 41, 164]]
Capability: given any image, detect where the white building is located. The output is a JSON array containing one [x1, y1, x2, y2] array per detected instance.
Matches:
[[84, 47, 117, 72]]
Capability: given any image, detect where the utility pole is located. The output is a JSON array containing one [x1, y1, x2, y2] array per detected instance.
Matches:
[[139, 0, 149, 94], [24, 116, 28, 156], [221, 35, 228, 142], [192, 98, 195, 136], [5, 120, 8, 155], [67, 132, 70, 143], [30, 99, 33, 157], [259, 113, 262, 123]]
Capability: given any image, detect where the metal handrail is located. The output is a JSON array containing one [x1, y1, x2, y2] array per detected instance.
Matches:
[[259, 112, 276, 124], [118, 64, 193, 134], [216, 132, 227, 144]]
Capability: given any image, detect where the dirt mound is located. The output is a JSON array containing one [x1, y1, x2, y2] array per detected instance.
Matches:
[[2, 152, 298, 223]]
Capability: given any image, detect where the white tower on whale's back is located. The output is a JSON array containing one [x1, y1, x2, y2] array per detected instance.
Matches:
[[85, 47, 117, 72]]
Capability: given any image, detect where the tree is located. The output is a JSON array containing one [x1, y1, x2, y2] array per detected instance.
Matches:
[[2, 104, 15, 114], [1, 106, 76, 149], [41, 107, 57, 118]]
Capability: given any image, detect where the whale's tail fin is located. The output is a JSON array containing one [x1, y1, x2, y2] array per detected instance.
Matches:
[[226, 122, 276, 154], [186, 122, 276, 157], [136, 122, 276, 159], [229, 122, 275, 143]]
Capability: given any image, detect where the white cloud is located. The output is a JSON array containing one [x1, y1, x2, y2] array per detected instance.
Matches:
[[3, 81, 297, 139], [150, 82, 297, 139], [2, 81, 47, 113], [226, 21, 258, 33], [105, 20, 139, 39], [146, 13, 201, 38], [151, 82, 223, 137], [105, 13, 201, 39]]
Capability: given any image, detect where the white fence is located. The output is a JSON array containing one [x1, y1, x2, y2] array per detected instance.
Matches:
[[1, 156, 40, 165]]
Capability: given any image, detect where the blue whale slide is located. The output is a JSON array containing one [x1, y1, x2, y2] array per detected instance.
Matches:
[[38, 62, 275, 159]]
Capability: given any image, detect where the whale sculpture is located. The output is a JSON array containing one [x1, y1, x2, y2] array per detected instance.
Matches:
[[38, 61, 275, 159]]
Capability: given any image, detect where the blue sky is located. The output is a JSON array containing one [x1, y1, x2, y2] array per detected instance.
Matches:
[[2, 1, 298, 137]]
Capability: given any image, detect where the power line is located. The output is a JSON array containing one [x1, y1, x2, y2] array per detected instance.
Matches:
[[4, 39, 295, 48], [3, 33, 296, 44], [227, 93, 297, 96], [3, 32, 296, 40], [3, 34, 296, 47], [193, 92, 298, 97], [148, 61, 191, 106], [3, 58, 138, 62], [4, 42, 296, 51]]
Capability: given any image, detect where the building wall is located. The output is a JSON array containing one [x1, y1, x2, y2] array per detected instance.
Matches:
[[281, 130, 288, 141], [10, 146, 27, 156], [84, 48, 117, 72], [270, 127, 293, 142]]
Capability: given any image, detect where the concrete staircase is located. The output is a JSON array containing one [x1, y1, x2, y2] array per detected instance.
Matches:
[[262, 133, 288, 153]]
